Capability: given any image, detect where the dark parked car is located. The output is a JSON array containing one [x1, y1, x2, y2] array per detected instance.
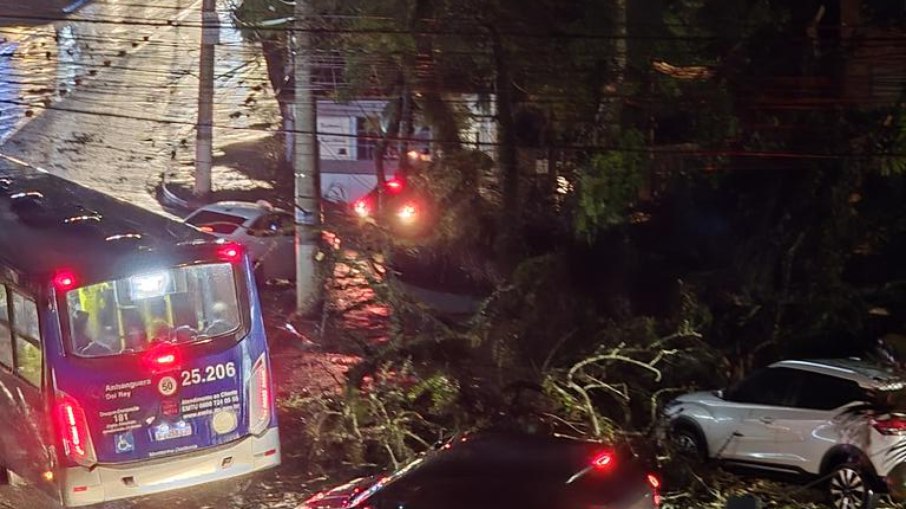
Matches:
[[297, 431, 661, 509], [351, 175, 434, 237]]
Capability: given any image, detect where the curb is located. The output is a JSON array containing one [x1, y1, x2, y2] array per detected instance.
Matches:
[[156, 172, 201, 214]]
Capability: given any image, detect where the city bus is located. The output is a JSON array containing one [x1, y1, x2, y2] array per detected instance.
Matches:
[[0, 157, 279, 506]]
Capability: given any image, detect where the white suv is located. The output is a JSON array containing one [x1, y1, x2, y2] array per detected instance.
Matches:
[[663, 359, 906, 509]]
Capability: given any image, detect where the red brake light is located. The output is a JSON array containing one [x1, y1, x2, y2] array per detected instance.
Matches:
[[591, 450, 616, 471], [873, 416, 906, 435], [250, 355, 271, 435], [647, 473, 662, 507], [55, 393, 96, 466], [53, 270, 77, 291], [142, 342, 180, 373], [385, 178, 404, 193], [217, 243, 243, 263]]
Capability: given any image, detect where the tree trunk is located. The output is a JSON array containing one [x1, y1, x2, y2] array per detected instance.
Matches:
[[594, 0, 627, 143], [397, 84, 414, 175], [374, 88, 403, 210], [262, 37, 294, 168], [490, 29, 520, 269]]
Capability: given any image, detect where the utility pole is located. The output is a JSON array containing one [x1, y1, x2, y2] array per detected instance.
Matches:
[[293, 0, 322, 314], [194, 0, 218, 198]]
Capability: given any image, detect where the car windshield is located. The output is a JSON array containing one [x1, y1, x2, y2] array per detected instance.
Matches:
[[65, 263, 241, 358], [185, 210, 247, 235]]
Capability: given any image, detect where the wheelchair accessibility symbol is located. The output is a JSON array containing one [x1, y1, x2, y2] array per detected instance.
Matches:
[[115, 431, 134, 454]]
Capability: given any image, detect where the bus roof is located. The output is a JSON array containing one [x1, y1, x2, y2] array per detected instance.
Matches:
[[0, 157, 210, 281]]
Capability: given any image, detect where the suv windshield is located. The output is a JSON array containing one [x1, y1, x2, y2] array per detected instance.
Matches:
[[65, 262, 241, 358]]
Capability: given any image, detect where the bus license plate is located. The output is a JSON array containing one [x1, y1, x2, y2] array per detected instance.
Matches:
[[154, 422, 193, 441]]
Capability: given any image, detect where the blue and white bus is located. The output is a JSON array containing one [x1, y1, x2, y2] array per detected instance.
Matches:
[[0, 158, 279, 506]]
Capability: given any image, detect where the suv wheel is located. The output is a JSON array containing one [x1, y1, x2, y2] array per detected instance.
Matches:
[[671, 425, 706, 461], [829, 463, 870, 509]]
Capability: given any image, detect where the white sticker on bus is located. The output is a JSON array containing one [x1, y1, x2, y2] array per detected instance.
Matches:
[[180, 362, 237, 387]]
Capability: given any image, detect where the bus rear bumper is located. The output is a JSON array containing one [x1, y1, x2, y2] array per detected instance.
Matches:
[[61, 427, 280, 507]]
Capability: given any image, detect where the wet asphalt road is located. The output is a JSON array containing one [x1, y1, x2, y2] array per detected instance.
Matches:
[[0, 1, 316, 507], [0, 0, 276, 215]]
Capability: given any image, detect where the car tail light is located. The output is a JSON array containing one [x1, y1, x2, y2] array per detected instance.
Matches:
[[354, 199, 371, 218], [591, 449, 616, 471], [249, 354, 272, 435], [873, 416, 906, 435], [55, 393, 96, 467], [217, 242, 243, 263], [385, 178, 404, 193], [647, 473, 662, 507]]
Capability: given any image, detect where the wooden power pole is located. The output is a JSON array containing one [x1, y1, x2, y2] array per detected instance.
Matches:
[[293, 0, 322, 314], [194, 0, 217, 198]]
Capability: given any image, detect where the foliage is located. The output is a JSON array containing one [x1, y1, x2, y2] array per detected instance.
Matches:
[[574, 129, 648, 238]]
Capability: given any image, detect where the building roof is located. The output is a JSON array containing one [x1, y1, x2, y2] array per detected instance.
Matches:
[[0, 157, 210, 283], [772, 359, 904, 390]]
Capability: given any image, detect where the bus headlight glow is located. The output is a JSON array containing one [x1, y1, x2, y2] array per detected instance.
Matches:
[[130, 272, 170, 300]]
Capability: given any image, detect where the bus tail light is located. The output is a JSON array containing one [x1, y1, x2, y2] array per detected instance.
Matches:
[[142, 342, 181, 374], [53, 270, 78, 291], [54, 393, 96, 467], [217, 243, 244, 263], [249, 355, 272, 435]]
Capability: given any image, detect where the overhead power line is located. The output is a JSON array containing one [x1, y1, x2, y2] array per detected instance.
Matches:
[[1, 97, 904, 161]]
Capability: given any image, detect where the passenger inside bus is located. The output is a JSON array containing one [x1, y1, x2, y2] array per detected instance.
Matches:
[[203, 302, 234, 337], [73, 311, 123, 356], [66, 263, 241, 358]]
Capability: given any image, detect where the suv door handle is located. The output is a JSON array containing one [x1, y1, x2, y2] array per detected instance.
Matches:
[[759, 417, 775, 424]]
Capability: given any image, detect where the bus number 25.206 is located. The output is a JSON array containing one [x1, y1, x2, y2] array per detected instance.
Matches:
[[181, 362, 237, 386]]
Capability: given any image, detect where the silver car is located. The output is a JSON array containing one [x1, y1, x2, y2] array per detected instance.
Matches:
[[184, 201, 295, 281], [663, 358, 906, 509]]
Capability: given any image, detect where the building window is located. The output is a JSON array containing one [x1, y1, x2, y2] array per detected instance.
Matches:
[[11, 291, 41, 387], [356, 117, 378, 161]]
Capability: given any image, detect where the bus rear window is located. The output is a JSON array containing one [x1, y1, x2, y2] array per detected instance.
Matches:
[[65, 263, 241, 358]]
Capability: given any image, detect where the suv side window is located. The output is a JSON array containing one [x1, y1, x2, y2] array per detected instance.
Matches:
[[791, 371, 868, 410], [726, 367, 799, 406], [0, 285, 12, 368]]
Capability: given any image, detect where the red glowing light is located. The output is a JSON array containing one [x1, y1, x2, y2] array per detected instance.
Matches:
[[55, 393, 95, 466], [142, 343, 180, 373], [385, 178, 404, 192], [591, 450, 616, 471], [155, 354, 176, 365], [53, 270, 77, 291], [647, 473, 662, 507], [217, 243, 243, 263]]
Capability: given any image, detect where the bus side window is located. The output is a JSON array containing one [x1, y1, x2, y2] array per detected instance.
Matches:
[[0, 285, 12, 369], [11, 292, 41, 387]]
